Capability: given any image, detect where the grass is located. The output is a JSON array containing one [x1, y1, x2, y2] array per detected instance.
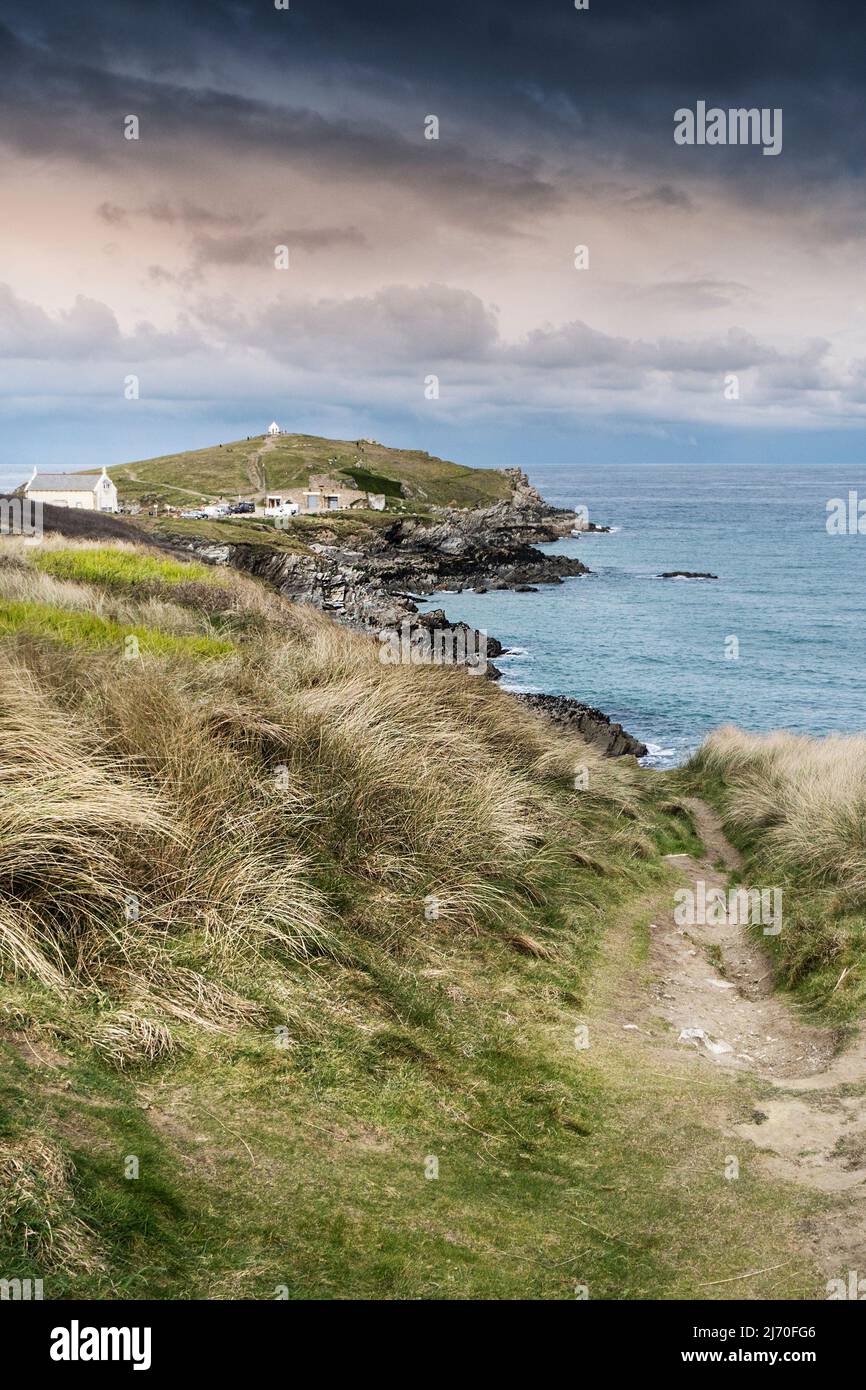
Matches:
[[0, 534, 830, 1299], [339, 465, 403, 498], [683, 726, 866, 1020], [0, 599, 234, 658], [0, 882, 825, 1301], [139, 516, 306, 548], [31, 547, 226, 590]]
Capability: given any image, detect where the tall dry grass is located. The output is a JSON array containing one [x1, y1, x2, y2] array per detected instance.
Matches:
[[694, 726, 866, 894], [0, 534, 646, 1061], [690, 725, 866, 1005]]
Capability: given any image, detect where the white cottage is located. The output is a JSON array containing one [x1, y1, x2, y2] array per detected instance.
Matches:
[[24, 467, 118, 512], [267, 421, 281, 436]]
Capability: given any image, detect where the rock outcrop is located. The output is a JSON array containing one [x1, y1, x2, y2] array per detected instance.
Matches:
[[516, 693, 648, 758], [361, 505, 589, 594], [658, 571, 718, 580]]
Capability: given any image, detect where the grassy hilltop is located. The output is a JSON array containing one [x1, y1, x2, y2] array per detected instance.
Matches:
[[105, 433, 515, 511]]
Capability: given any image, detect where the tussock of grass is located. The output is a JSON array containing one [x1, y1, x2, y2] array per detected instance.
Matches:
[[2, 535, 289, 634], [0, 566, 225, 643], [688, 726, 866, 1014], [0, 664, 173, 993], [0, 1132, 103, 1275]]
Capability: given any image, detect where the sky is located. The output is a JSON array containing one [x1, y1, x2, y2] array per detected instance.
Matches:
[[1, 0, 865, 481]]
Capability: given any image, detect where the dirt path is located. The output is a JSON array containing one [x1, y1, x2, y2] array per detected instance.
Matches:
[[626, 797, 866, 1281], [247, 436, 278, 493]]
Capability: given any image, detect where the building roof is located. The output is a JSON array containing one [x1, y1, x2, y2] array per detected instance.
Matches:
[[27, 472, 103, 492]]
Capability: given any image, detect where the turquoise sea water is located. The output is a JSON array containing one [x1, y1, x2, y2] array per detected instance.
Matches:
[[418, 462, 866, 767]]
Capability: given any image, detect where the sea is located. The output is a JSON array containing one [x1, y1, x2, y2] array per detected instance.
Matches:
[[417, 462, 866, 768]]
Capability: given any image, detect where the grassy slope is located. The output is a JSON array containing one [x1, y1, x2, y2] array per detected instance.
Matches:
[[679, 727, 866, 1024], [106, 434, 514, 510], [0, 539, 825, 1300]]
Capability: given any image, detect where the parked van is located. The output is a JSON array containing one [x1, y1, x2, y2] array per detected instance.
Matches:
[[265, 497, 300, 518]]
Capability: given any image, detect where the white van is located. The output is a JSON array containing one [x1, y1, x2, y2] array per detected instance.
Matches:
[[265, 496, 300, 518]]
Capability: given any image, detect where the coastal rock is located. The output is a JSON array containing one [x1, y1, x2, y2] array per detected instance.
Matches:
[[500, 467, 549, 510], [413, 608, 504, 660], [658, 571, 718, 580], [516, 692, 648, 759], [367, 504, 590, 591]]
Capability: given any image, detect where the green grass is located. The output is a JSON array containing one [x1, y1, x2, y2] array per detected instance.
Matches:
[[642, 782, 705, 858], [31, 547, 226, 590], [108, 441, 260, 506], [338, 466, 403, 498], [0, 600, 233, 658], [138, 516, 308, 549]]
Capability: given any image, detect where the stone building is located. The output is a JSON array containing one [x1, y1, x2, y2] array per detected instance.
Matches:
[[24, 467, 118, 512]]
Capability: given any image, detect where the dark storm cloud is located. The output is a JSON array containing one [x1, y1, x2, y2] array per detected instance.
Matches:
[[630, 279, 754, 312], [625, 185, 695, 212], [509, 321, 788, 375], [96, 202, 128, 225], [2, 0, 864, 442], [14, 0, 865, 103], [3, 0, 865, 219], [141, 202, 254, 230], [0, 19, 561, 238], [101, 200, 367, 278]]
